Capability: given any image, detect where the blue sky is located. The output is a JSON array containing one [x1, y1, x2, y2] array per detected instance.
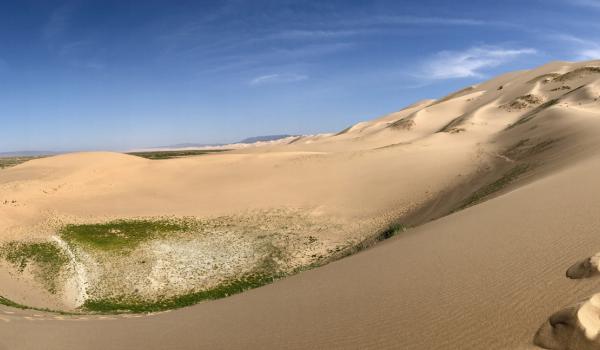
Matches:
[[1, 0, 599, 152]]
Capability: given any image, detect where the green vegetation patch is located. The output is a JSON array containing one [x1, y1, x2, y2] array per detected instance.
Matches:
[[0, 214, 412, 314], [328, 222, 407, 261], [82, 245, 287, 313], [376, 222, 407, 241], [82, 271, 280, 313], [0, 156, 46, 169], [60, 218, 196, 252], [0, 294, 77, 315], [127, 149, 229, 160], [0, 295, 27, 309], [457, 164, 530, 211], [0, 241, 68, 294]]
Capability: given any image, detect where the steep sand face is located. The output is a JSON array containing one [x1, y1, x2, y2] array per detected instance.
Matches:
[[2, 60, 600, 347]]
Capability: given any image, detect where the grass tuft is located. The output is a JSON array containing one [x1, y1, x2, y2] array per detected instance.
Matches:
[[1, 217, 411, 314], [0, 295, 27, 309], [82, 271, 280, 313], [0, 156, 46, 169], [0, 241, 68, 294], [60, 218, 195, 252], [0, 295, 77, 315], [328, 222, 407, 261], [81, 246, 286, 313]]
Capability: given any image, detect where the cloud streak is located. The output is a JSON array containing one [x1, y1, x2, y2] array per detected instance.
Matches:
[[268, 29, 368, 40], [422, 46, 537, 79], [264, 15, 495, 41], [195, 42, 353, 75], [42, 5, 73, 43], [556, 34, 600, 60], [41, 6, 107, 70], [349, 15, 487, 26], [249, 73, 308, 86], [579, 48, 600, 59], [158, 12, 502, 66], [567, 0, 600, 8]]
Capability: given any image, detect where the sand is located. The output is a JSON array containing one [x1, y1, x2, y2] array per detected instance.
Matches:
[[2, 59, 600, 348]]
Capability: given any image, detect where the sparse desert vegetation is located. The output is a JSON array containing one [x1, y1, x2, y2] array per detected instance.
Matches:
[[0, 241, 68, 294], [59, 218, 196, 252], [500, 94, 544, 111], [506, 99, 560, 129], [127, 149, 229, 160], [1, 211, 388, 313], [457, 164, 531, 210], [0, 155, 47, 169], [554, 66, 600, 82]]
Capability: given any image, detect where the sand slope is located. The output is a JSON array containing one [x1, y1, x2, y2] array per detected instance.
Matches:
[[3, 153, 600, 349]]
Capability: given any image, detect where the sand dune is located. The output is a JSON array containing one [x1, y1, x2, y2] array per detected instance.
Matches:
[[2, 60, 600, 348]]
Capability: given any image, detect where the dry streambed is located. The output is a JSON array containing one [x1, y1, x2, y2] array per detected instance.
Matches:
[[0, 210, 389, 314]]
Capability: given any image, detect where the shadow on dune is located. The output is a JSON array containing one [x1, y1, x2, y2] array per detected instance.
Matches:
[[535, 256, 600, 349], [534, 306, 598, 350]]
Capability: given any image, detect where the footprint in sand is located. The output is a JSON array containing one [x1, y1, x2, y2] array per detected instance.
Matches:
[[534, 255, 600, 349]]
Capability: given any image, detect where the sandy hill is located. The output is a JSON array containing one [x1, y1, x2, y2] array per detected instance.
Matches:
[[1, 60, 600, 349]]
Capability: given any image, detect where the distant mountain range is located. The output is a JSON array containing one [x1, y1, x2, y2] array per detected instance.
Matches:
[[0, 151, 58, 158], [156, 134, 296, 149], [159, 143, 220, 149], [238, 134, 295, 143], [1, 135, 297, 157]]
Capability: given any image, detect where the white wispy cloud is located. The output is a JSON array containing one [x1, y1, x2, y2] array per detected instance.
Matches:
[[423, 46, 537, 79], [555, 34, 600, 60], [567, 0, 600, 8], [249, 73, 308, 86], [266, 16, 517, 42], [338, 15, 519, 29], [269, 29, 367, 40], [355, 15, 486, 26], [270, 42, 354, 58], [42, 5, 73, 42], [41, 7, 107, 70], [196, 42, 353, 75], [159, 14, 497, 61], [579, 48, 600, 59]]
